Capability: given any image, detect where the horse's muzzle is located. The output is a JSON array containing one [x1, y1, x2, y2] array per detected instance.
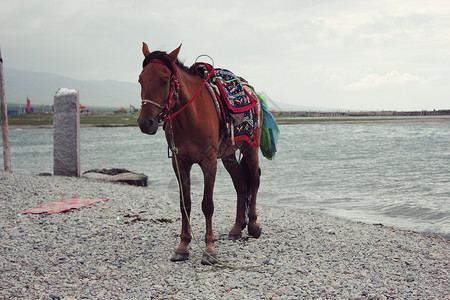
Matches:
[[138, 117, 159, 135]]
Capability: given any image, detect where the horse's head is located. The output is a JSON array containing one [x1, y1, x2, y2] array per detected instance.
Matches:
[[137, 42, 181, 134]]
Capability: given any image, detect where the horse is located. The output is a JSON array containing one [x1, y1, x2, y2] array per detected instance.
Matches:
[[137, 42, 262, 265]]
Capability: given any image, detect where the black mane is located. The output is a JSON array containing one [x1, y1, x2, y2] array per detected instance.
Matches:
[[143, 51, 197, 75]]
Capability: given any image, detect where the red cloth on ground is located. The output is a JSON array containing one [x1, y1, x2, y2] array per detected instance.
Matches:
[[20, 198, 109, 214]]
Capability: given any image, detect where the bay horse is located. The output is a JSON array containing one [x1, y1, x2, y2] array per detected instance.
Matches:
[[137, 43, 262, 265]]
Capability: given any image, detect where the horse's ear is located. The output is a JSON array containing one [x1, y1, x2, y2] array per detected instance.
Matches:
[[167, 44, 182, 63], [142, 42, 150, 57]]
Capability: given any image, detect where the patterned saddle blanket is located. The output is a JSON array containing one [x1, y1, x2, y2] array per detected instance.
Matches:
[[194, 63, 260, 147], [212, 68, 258, 113]]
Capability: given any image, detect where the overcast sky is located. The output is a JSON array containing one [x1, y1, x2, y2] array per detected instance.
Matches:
[[1, 0, 449, 111]]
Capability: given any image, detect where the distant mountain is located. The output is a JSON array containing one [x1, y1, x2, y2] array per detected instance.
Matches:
[[3, 68, 140, 109], [3, 68, 333, 112]]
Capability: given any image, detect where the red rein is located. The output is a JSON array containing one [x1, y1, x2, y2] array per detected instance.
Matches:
[[146, 58, 214, 122]]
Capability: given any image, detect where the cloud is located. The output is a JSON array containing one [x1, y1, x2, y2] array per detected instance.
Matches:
[[1, 0, 449, 110], [346, 71, 421, 90]]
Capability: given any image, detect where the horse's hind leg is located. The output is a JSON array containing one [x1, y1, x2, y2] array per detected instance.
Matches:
[[170, 159, 192, 262], [241, 147, 262, 238], [222, 153, 248, 240]]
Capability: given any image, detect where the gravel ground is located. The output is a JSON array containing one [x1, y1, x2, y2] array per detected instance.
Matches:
[[1, 171, 448, 299]]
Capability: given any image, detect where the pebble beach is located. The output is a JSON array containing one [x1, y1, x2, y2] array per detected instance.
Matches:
[[1, 171, 448, 299]]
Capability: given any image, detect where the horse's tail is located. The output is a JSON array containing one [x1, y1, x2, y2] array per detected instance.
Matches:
[[245, 182, 252, 225], [240, 156, 252, 225]]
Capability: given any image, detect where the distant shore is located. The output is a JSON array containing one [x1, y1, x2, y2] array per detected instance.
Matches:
[[5, 111, 450, 128], [275, 115, 450, 125]]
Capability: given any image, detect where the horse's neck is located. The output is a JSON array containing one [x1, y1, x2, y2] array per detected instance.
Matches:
[[179, 70, 200, 99], [169, 68, 218, 132], [174, 70, 207, 112]]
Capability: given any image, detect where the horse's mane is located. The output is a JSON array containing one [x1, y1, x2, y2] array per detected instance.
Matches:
[[175, 60, 198, 75], [143, 51, 197, 75]]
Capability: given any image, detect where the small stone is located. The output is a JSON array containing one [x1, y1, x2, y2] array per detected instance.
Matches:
[[331, 281, 340, 289], [97, 265, 107, 273]]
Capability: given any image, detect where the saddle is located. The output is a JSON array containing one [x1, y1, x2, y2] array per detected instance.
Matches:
[[193, 63, 260, 147]]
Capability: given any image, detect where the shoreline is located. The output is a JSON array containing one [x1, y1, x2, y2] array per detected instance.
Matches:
[[6, 115, 450, 129], [275, 116, 450, 125], [1, 171, 448, 299]]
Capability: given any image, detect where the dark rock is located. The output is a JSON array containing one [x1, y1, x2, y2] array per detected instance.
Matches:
[[82, 168, 148, 186]]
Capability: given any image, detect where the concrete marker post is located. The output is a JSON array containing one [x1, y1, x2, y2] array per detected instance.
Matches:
[[53, 88, 80, 177]]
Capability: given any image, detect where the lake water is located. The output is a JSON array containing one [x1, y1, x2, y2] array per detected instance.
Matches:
[[2, 119, 449, 238]]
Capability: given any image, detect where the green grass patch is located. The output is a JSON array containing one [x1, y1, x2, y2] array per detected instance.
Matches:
[[80, 114, 138, 126], [8, 113, 53, 126], [7, 112, 140, 126]]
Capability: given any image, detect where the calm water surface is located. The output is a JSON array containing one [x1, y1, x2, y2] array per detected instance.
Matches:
[[2, 119, 449, 238]]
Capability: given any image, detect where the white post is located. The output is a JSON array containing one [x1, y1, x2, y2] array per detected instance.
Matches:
[[53, 88, 80, 177], [0, 47, 11, 171]]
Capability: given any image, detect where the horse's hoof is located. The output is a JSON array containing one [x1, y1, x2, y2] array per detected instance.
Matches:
[[228, 233, 242, 240], [201, 253, 219, 265], [170, 251, 189, 262], [249, 226, 262, 238]]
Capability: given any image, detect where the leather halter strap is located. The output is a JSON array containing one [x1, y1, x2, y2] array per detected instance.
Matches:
[[140, 57, 180, 120], [141, 99, 165, 110]]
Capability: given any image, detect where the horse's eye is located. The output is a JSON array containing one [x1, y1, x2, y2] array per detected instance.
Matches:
[[162, 78, 169, 87]]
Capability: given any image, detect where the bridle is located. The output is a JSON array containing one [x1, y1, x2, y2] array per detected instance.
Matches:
[[140, 54, 214, 124], [141, 98, 166, 110], [141, 57, 180, 123]]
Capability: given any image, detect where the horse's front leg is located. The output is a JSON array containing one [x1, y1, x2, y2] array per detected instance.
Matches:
[[170, 158, 193, 262], [199, 160, 218, 265]]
